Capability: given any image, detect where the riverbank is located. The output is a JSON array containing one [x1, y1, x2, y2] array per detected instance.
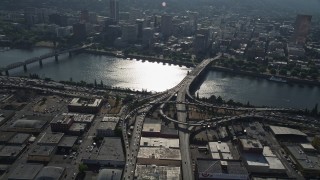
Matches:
[[83, 49, 195, 68], [34, 41, 56, 48], [209, 66, 320, 87]]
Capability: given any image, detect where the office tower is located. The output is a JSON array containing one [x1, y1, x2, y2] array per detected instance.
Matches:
[[110, 0, 119, 23], [161, 14, 173, 38], [292, 14, 312, 44], [136, 19, 145, 39]]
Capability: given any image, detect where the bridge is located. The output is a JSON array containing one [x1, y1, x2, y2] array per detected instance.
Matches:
[[0, 44, 92, 75]]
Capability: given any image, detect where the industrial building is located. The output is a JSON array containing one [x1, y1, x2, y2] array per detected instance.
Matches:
[[0, 145, 26, 163], [135, 164, 181, 179], [239, 138, 264, 153], [286, 145, 320, 177], [142, 118, 162, 137], [68, 123, 87, 135], [208, 142, 233, 160], [268, 126, 307, 141], [34, 166, 66, 180], [196, 159, 248, 180], [7, 133, 31, 145], [0, 110, 15, 126], [97, 168, 122, 180], [137, 147, 181, 166], [62, 113, 95, 124], [37, 132, 64, 146], [241, 145, 286, 174], [50, 114, 74, 132], [8, 163, 43, 180], [57, 136, 78, 154], [28, 145, 56, 162], [140, 137, 179, 148], [0, 132, 16, 144], [68, 98, 102, 113], [82, 137, 125, 167], [96, 116, 119, 137], [7, 118, 48, 133]]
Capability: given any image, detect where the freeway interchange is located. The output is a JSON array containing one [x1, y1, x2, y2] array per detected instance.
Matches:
[[121, 54, 318, 180]]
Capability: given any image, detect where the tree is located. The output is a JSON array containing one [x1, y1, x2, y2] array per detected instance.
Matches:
[[311, 103, 318, 116], [94, 79, 97, 87], [270, 69, 276, 75], [279, 69, 287, 76], [100, 80, 103, 87], [78, 163, 88, 173]]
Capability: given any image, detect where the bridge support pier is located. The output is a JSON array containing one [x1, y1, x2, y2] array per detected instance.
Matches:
[[23, 64, 27, 72], [39, 60, 43, 67], [55, 55, 59, 62], [68, 51, 72, 58], [5, 70, 9, 76]]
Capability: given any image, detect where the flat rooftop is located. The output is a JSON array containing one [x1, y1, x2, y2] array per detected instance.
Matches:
[[97, 169, 122, 180], [8, 133, 30, 145], [29, 145, 56, 156], [34, 166, 65, 180], [37, 132, 64, 145], [240, 139, 263, 150], [265, 156, 285, 171], [83, 137, 124, 163], [140, 137, 179, 148], [9, 119, 47, 131], [62, 113, 95, 123], [142, 118, 162, 133], [135, 165, 181, 180], [69, 123, 87, 131], [197, 159, 248, 180], [58, 136, 78, 148], [208, 142, 231, 153], [0, 131, 16, 144], [138, 147, 181, 161], [0, 145, 26, 158], [8, 163, 43, 180], [242, 153, 269, 167], [286, 145, 320, 172], [269, 125, 307, 137], [69, 98, 102, 107]]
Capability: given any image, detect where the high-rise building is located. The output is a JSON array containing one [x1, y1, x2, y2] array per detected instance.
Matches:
[[110, 0, 119, 23], [136, 19, 145, 39], [292, 14, 312, 44], [80, 10, 89, 22], [161, 14, 173, 38], [142, 27, 154, 47], [121, 24, 137, 43], [73, 23, 87, 40]]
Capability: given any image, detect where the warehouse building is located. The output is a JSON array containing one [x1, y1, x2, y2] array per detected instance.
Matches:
[[208, 141, 233, 160], [135, 164, 181, 179], [37, 132, 64, 146], [8, 163, 43, 180], [197, 159, 248, 180], [96, 117, 119, 137], [82, 137, 125, 167], [34, 166, 66, 180], [28, 145, 56, 162], [140, 137, 179, 148], [68, 98, 102, 114], [137, 147, 181, 166]]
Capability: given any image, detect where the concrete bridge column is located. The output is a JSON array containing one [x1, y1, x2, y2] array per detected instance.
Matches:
[[23, 64, 27, 72], [5, 70, 9, 76], [39, 60, 43, 67], [55, 55, 59, 62], [68, 51, 72, 58]]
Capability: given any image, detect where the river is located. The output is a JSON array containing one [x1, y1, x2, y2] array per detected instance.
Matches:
[[1, 48, 319, 109]]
